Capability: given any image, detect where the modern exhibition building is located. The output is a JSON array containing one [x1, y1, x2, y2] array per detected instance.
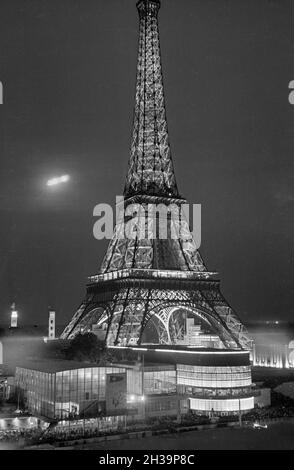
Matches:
[[15, 346, 256, 429]]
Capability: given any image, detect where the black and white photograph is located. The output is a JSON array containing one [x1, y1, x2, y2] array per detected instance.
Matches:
[[0, 0, 294, 457]]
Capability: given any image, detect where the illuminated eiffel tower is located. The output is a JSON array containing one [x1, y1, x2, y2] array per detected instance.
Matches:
[[61, 0, 251, 351]]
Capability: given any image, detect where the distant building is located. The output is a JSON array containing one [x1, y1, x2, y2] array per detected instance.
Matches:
[[10, 304, 18, 328], [15, 360, 172, 423], [254, 388, 271, 408], [176, 318, 222, 348]]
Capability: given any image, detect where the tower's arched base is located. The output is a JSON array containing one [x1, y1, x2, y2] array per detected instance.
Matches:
[[61, 270, 252, 352]]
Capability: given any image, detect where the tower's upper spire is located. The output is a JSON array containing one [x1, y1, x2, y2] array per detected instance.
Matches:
[[124, 0, 179, 198]]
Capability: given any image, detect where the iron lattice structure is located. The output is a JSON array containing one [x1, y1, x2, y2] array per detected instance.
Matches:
[[124, 0, 178, 198], [61, 0, 252, 351]]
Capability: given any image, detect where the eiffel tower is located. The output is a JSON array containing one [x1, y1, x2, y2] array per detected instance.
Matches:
[[61, 0, 251, 351]]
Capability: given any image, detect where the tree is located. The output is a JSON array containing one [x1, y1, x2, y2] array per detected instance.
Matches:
[[66, 333, 103, 362]]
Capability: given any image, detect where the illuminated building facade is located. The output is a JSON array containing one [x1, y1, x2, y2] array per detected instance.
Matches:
[[15, 347, 256, 421], [176, 318, 221, 348], [15, 360, 177, 422], [127, 346, 255, 416], [16, 363, 127, 420]]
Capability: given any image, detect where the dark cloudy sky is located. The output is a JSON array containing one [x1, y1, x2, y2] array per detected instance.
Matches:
[[0, 0, 293, 327]]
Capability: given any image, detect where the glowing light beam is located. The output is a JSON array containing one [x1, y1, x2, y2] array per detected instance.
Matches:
[[46, 175, 70, 187]]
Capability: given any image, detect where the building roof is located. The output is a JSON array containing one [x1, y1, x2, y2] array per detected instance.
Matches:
[[16, 359, 108, 374], [15, 359, 175, 374], [111, 361, 175, 370]]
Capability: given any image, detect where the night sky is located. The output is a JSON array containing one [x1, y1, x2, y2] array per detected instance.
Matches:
[[0, 0, 293, 327]]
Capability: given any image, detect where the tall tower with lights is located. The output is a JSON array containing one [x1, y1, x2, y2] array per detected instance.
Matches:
[[10, 303, 18, 329], [48, 308, 56, 340], [61, 0, 251, 352]]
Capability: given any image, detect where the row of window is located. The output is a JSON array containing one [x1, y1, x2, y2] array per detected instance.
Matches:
[[179, 385, 251, 398], [178, 377, 251, 388], [177, 371, 251, 380], [177, 365, 251, 374], [176, 365, 251, 389], [189, 397, 254, 413]]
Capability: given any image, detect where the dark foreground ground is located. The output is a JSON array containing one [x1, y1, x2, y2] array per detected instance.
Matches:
[[77, 421, 294, 450]]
